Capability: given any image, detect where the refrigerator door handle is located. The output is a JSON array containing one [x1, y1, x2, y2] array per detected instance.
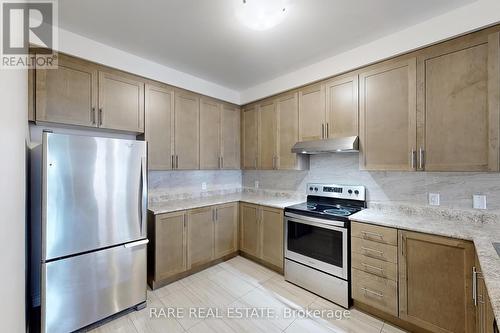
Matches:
[[140, 156, 147, 237], [124, 239, 149, 248]]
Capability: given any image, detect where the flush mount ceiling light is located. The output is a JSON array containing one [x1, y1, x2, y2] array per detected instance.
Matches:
[[235, 0, 288, 31]]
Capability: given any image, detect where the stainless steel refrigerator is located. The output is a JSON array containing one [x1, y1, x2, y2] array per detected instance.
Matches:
[[30, 132, 148, 333]]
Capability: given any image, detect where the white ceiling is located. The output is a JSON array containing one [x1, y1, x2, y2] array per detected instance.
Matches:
[[59, 0, 475, 91]]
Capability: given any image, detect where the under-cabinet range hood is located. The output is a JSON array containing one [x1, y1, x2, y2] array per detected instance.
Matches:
[[291, 136, 359, 154]]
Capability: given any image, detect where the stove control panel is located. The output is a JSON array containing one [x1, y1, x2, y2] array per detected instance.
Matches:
[[306, 183, 366, 201]]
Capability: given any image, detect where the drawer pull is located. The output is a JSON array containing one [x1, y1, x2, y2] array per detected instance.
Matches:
[[361, 246, 384, 256], [361, 287, 384, 298], [361, 262, 384, 274], [361, 231, 383, 239]]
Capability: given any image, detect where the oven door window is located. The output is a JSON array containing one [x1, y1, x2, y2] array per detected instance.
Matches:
[[287, 220, 343, 268]]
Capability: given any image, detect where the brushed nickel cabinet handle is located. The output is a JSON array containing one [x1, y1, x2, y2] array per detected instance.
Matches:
[[221, 156, 223, 169], [326, 123, 329, 138], [419, 147, 425, 170], [410, 149, 416, 170], [91, 107, 96, 124], [473, 266, 478, 306], [361, 287, 384, 298], [361, 231, 383, 239], [99, 108, 103, 126], [361, 262, 384, 273], [361, 246, 384, 256], [321, 123, 325, 139], [176, 155, 179, 169]]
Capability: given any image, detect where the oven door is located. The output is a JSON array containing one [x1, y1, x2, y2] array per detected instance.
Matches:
[[285, 212, 348, 280]]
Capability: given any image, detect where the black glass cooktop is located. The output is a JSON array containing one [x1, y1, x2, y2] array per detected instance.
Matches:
[[285, 196, 366, 221]]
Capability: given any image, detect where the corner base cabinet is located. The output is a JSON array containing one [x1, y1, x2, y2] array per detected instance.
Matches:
[[239, 203, 284, 271]]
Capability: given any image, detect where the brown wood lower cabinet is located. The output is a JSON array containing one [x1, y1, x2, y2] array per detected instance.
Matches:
[[239, 203, 284, 271], [399, 231, 475, 333], [187, 207, 215, 269], [351, 221, 491, 333], [214, 203, 238, 258], [147, 202, 238, 288]]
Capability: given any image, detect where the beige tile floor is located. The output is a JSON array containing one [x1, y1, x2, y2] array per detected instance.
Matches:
[[90, 256, 407, 333]]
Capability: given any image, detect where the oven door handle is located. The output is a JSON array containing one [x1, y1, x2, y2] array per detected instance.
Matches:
[[285, 216, 347, 232], [285, 212, 346, 228]]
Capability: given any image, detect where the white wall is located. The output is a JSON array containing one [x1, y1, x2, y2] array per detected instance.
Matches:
[[240, 0, 500, 103], [0, 70, 28, 332]]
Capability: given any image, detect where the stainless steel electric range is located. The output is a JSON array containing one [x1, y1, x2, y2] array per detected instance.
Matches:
[[284, 183, 366, 308]]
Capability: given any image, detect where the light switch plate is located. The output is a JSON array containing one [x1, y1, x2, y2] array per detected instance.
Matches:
[[254, 181, 259, 189], [429, 193, 440, 206], [201, 182, 207, 190], [473, 194, 487, 210]]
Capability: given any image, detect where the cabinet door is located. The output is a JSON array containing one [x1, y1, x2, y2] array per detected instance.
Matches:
[[399, 231, 475, 333], [259, 101, 277, 170], [260, 207, 283, 269], [325, 74, 359, 138], [155, 212, 186, 280], [36, 54, 98, 127], [359, 58, 417, 170], [187, 207, 214, 269], [419, 32, 500, 171], [240, 203, 260, 257], [214, 203, 238, 259], [175, 91, 200, 170], [200, 98, 221, 169], [242, 106, 259, 169], [145, 84, 174, 170], [298, 83, 326, 141], [277, 93, 299, 170], [98, 71, 145, 132], [221, 105, 241, 169]]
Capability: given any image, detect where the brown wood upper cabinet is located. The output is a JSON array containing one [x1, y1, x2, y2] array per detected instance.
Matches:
[[242, 105, 259, 169], [359, 58, 417, 171], [325, 74, 359, 138], [258, 100, 277, 170], [298, 83, 326, 141], [298, 76, 358, 142], [221, 105, 241, 169], [145, 83, 174, 170], [277, 92, 301, 170], [174, 90, 200, 170], [200, 98, 221, 169], [200, 99, 241, 170], [417, 32, 500, 172], [98, 70, 145, 132], [398, 230, 475, 333], [35, 54, 98, 128]]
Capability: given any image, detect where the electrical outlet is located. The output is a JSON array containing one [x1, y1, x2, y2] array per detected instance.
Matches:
[[473, 194, 487, 210], [254, 181, 259, 189], [201, 182, 207, 190], [429, 193, 440, 206]]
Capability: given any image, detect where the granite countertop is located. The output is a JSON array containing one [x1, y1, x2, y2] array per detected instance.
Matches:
[[148, 191, 305, 215], [349, 203, 500, 324]]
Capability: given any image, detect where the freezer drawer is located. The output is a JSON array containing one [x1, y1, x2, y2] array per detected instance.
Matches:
[[42, 241, 147, 333]]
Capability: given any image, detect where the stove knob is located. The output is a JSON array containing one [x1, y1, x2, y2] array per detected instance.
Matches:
[[309, 186, 313, 191], [314, 187, 318, 192], [348, 189, 353, 194], [354, 190, 359, 195]]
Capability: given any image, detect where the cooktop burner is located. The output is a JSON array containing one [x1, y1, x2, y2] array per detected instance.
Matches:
[[284, 183, 367, 221]]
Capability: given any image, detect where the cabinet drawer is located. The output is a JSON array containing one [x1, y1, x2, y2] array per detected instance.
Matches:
[[352, 268, 398, 317], [351, 222, 397, 245], [351, 237, 398, 264], [351, 252, 397, 281]]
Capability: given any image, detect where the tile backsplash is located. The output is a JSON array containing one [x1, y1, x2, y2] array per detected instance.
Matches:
[[242, 154, 500, 210], [149, 154, 500, 210]]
